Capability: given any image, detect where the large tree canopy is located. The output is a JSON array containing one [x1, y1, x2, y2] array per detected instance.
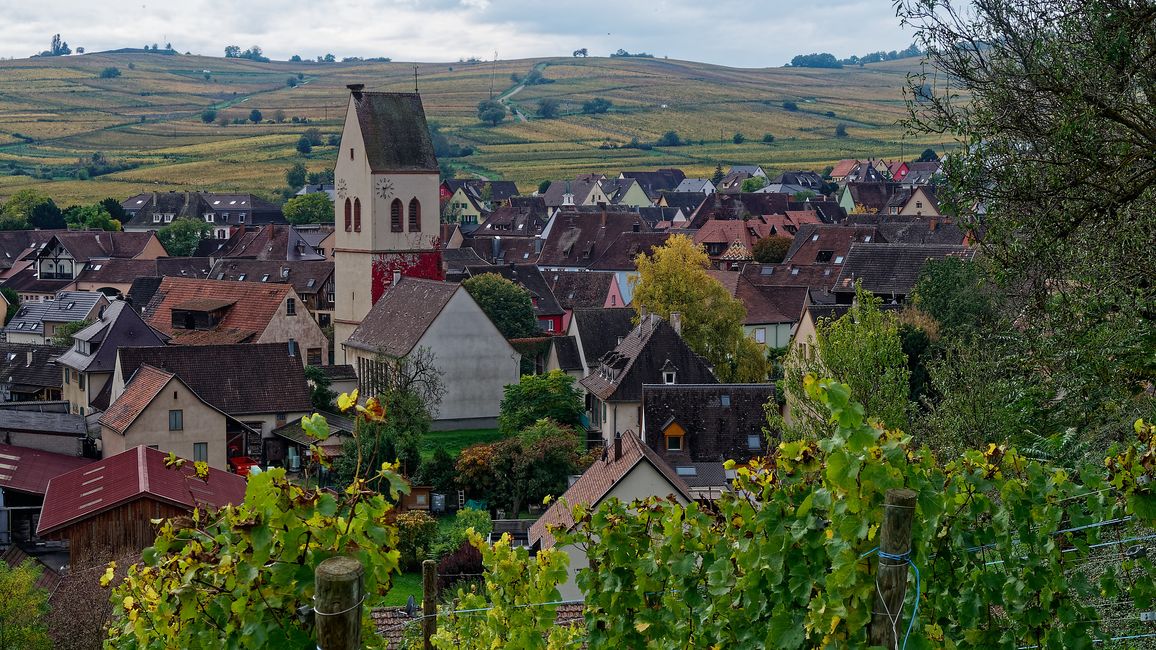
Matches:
[[462, 273, 538, 340], [631, 235, 767, 383], [899, 0, 1156, 441]]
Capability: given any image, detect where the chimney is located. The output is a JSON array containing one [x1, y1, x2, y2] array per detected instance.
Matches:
[[613, 431, 622, 461], [600, 209, 607, 229], [929, 217, 939, 232], [491, 236, 501, 262], [392, 269, 402, 285], [632, 221, 640, 233], [670, 311, 682, 335], [26, 351, 32, 367], [347, 83, 365, 93]]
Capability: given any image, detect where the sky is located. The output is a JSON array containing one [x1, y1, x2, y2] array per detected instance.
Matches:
[[0, 0, 912, 68]]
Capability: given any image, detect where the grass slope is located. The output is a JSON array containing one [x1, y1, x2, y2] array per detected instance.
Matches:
[[0, 52, 943, 205]]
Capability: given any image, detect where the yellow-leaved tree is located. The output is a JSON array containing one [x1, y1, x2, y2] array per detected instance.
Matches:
[[631, 234, 767, 382]]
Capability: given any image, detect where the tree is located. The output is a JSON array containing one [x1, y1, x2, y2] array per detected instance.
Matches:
[[476, 100, 506, 126], [752, 235, 792, 264], [335, 388, 429, 481], [783, 101, 798, 111], [461, 273, 538, 340], [303, 365, 336, 411], [741, 176, 768, 192], [273, 109, 285, 123], [572, 48, 588, 57], [286, 76, 297, 88], [911, 258, 998, 339], [2, 189, 62, 229], [47, 34, 70, 56], [248, 109, 262, 124], [2, 288, 20, 325], [779, 286, 911, 437], [200, 108, 216, 124], [917, 147, 938, 162], [224, 45, 240, 58], [537, 180, 551, 195], [656, 131, 682, 147], [157, 218, 211, 256], [63, 204, 119, 231], [51, 319, 93, 347], [898, 0, 1156, 441], [581, 97, 612, 114], [216, 113, 229, 127], [99, 67, 120, 79], [710, 163, 725, 185], [282, 192, 333, 225], [0, 560, 51, 650], [308, 169, 335, 185], [498, 369, 584, 436], [455, 421, 584, 515], [732, 132, 745, 144], [762, 133, 775, 143], [834, 123, 848, 137], [284, 162, 307, 189], [295, 135, 312, 154], [536, 97, 560, 119], [416, 447, 457, 495], [631, 235, 767, 382]]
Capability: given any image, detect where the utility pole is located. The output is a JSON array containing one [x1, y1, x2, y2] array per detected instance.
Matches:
[[489, 50, 498, 99], [414, 65, 420, 93]]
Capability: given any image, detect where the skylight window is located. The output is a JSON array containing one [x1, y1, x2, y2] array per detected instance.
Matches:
[[136, 199, 145, 204], [811, 234, 819, 241], [864, 236, 872, 242], [306, 279, 316, 288], [238, 274, 246, 281], [676, 467, 697, 477], [791, 268, 800, 276], [760, 266, 774, 275], [213, 200, 221, 205], [720, 395, 731, 406], [229, 200, 237, 205], [261, 274, 270, 282], [834, 256, 844, 264]]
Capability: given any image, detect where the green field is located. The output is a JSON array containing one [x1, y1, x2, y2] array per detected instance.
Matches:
[[0, 51, 943, 205], [420, 428, 504, 461]]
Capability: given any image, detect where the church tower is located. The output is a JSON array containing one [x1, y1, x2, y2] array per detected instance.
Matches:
[[332, 85, 443, 359]]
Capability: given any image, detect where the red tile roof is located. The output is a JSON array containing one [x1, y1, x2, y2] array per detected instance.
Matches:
[[37, 445, 247, 536], [144, 277, 295, 345], [98, 364, 175, 434], [0, 443, 94, 495], [529, 430, 692, 549]]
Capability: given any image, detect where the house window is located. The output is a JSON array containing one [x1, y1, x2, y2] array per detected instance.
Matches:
[[78, 372, 85, 390], [307, 347, 323, 365], [610, 295, 617, 306], [193, 443, 208, 462], [916, 201, 923, 209], [754, 328, 766, 344], [288, 339, 299, 357], [205, 213, 215, 223], [344, 199, 352, 232], [816, 250, 834, 263], [286, 298, 297, 315], [164, 214, 173, 223], [349, 148, 354, 161], [408, 198, 421, 232], [169, 409, 184, 431], [663, 371, 676, 385], [747, 434, 761, 449], [390, 199, 403, 232], [665, 435, 683, 451], [153, 214, 161, 223], [354, 198, 362, 232], [63, 368, 70, 384]]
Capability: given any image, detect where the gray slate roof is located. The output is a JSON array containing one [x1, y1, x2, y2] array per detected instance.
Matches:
[[345, 278, 458, 357], [55, 301, 169, 373], [350, 91, 438, 173], [0, 343, 67, 390], [0, 409, 87, 437], [580, 315, 717, 403], [4, 291, 107, 337], [833, 243, 976, 297]]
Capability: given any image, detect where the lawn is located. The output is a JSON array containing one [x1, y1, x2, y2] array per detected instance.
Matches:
[[382, 571, 423, 606], [420, 428, 504, 460]]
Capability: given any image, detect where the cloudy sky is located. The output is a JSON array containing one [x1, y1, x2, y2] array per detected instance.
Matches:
[[0, 0, 911, 68]]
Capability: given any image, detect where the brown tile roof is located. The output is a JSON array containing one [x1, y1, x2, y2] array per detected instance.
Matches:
[[538, 211, 648, 268], [689, 193, 792, 228], [706, 269, 741, 296], [545, 271, 613, 310], [79, 257, 214, 285], [37, 445, 247, 536], [464, 264, 564, 318], [587, 232, 670, 271], [98, 364, 174, 434], [116, 344, 314, 416], [784, 223, 879, 266], [144, 277, 295, 344], [345, 278, 459, 357], [570, 308, 637, 367], [735, 280, 809, 325], [642, 383, 776, 465], [351, 91, 438, 173], [529, 430, 692, 549], [846, 183, 900, 214], [551, 336, 583, 372], [48, 232, 160, 262], [580, 315, 717, 403], [741, 262, 839, 290]]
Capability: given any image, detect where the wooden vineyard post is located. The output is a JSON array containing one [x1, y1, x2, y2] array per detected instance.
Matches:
[[868, 488, 917, 649], [422, 559, 438, 649], [315, 556, 364, 650]]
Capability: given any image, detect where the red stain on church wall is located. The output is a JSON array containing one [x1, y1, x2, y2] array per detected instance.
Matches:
[[370, 248, 445, 304]]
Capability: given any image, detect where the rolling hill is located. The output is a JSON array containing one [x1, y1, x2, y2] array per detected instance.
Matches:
[[0, 51, 944, 206]]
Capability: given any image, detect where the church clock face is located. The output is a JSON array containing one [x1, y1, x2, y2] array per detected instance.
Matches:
[[336, 179, 348, 200], [375, 177, 394, 200]]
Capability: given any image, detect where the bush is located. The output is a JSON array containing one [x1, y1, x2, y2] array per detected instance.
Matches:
[[296, 135, 312, 154], [417, 447, 457, 494], [732, 132, 745, 144], [200, 109, 217, 124], [396, 510, 439, 572], [536, 97, 560, 119], [581, 97, 612, 114], [835, 123, 849, 138], [783, 101, 799, 111], [436, 541, 484, 593], [286, 76, 297, 87], [431, 507, 493, 561], [656, 130, 683, 147], [762, 133, 775, 143], [248, 109, 262, 124], [99, 67, 121, 79]]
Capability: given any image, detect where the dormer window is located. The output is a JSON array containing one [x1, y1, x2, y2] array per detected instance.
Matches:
[[164, 214, 174, 223], [663, 370, 676, 385], [153, 214, 162, 223], [816, 250, 834, 263], [205, 213, 215, 223]]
